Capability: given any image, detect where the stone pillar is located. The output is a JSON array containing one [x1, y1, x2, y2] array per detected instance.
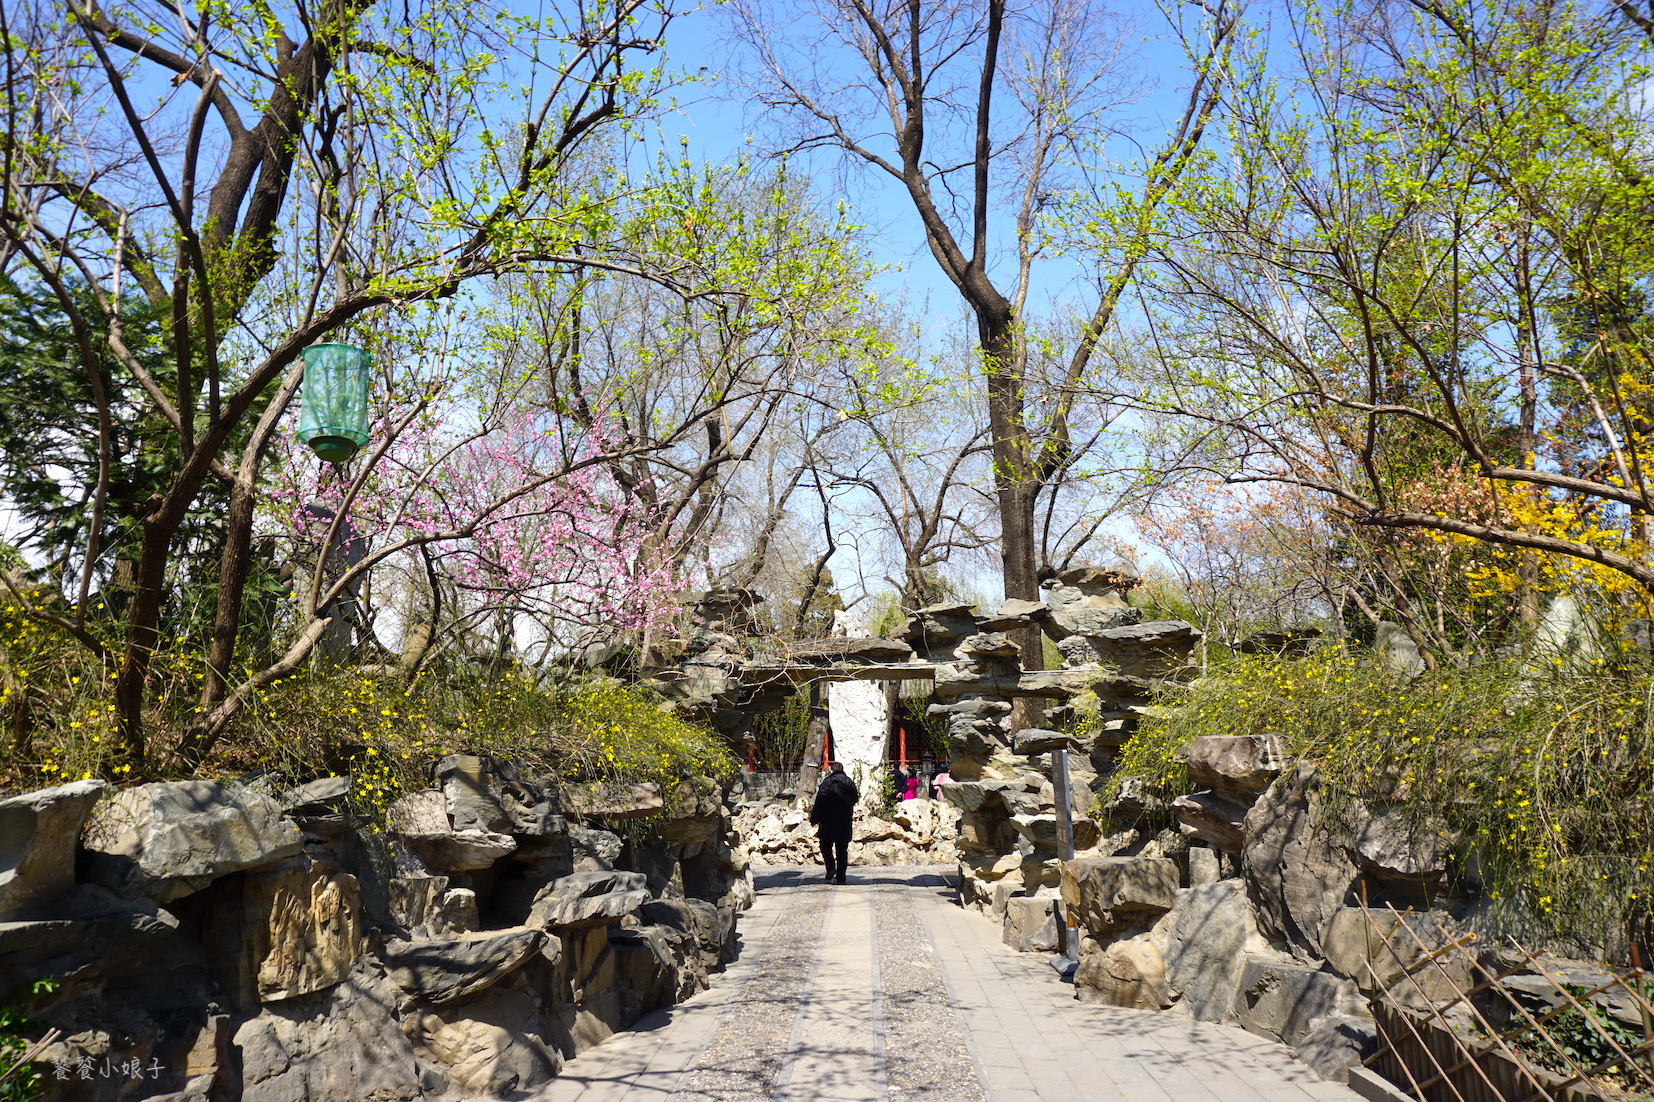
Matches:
[[827, 679, 889, 798], [827, 611, 891, 799]]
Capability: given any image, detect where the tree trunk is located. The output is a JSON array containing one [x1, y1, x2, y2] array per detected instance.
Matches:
[[980, 317, 1045, 731], [794, 681, 829, 809], [114, 507, 184, 763], [181, 469, 259, 763]]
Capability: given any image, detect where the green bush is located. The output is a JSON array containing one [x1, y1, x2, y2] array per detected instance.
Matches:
[[0, 982, 56, 1101], [218, 669, 737, 821], [1108, 646, 1654, 944], [1512, 990, 1650, 1086]]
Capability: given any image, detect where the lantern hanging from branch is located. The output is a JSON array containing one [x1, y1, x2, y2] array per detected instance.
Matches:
[[298, 342, 372, 464]]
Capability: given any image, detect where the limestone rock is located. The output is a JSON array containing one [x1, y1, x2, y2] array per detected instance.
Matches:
[[1068, 620, 1202, 678], [0, 886, 181, 1001], [400, 829, 517, 872], [1321, 908, 1469, 1002], [1076, 933, 1170, 1010], [1012, 728, 1079, 755], [955, 632, 1021, 659], [1173, 791, 1251, 853], [386, 789, 448, 835], [932, 662, 1018, 700], [980, 599, 1048, 632], [0, 779, 109, 919], [404, 1010, 562, 1096], [244, 858, 363, 1002], [996, 597, 1049, 619], [1375, 621, 1425, 675], [828, 677, 889, 786], [279, 776, 351, 813], [1163, 880, 1276, 1023], [928, 698, 1011, 718], [434, 754, 511, 831], [570, 825, 624, 870], [382, 927, 547, 1004], [897, 603, 982, 652], [1355, 811, 1450, 903], [233, 969, 421, 1102], [528, 870, 648, 930], [1104, 775, 1170, 822], [388, 875, 449, 931], [1182, 735, 1285, 801], [1054, 564, 1137, 590], [1010, 813, 1099, 852], [1235, 955, 1364, 1046], [1294, 1015, 1378, 1083], [1001, 897, 1057, 952], [1061, 856, 1178, 936], [563, 783, 664, 819], [1188, 848, 1222, 885], [1242, 762, 1364, 954], [788, 636, 914, 663], [1013, 668, 1129, 699], [84, 780, 302, 902], [426, 888, 479, 936], [939, 780, 1007, 813]]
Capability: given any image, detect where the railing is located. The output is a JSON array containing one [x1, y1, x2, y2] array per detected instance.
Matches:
[[1358, 899, 1654, 1102]]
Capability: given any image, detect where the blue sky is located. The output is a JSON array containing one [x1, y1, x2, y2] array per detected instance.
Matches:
[[646, 0, 1219, 327]]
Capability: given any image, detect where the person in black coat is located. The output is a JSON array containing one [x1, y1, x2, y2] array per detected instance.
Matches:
[[809, 762, 859, 884]]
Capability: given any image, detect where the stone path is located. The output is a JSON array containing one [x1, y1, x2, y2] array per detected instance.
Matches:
[[520, 868, 1359, 1102]]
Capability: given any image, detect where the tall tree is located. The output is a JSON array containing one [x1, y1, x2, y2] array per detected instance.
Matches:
[[729, 0, 1242, 685], [1127, 0, 1654, 649], [0, 0, 698, 763]]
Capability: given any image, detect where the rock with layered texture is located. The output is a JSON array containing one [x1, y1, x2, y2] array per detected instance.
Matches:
[[0, 779, 109, 919], [244, 857, 363, 1003], [1163, 879, 1277, 1023], [1355, 810, 1451, 904], [403, 1006, 562, 1097], [1321, 908, 1469, 1002], [1173, 791, 1251, 853], [562, 783, 664, 820], [382, 927, 547, 1005], [280, 776, 351, 813], [1183, 735, 1286, 802], [84, 781, 302, 902], [1294, 1016, 1379, 1083], [1061, 856, 1179, 936], [569, 826, 624, 870], [232, 967, 421, 1102], [1068, 621, 1202, 678], [1234, 955, 1365, 1046], [400, 829, 517, 873], [388, 789, 449, 834], [1012, 728, 1079, 755], [789, 636, 915, 663], [1076, 933, 1170, 1010], [1001, 896, 1058, 952], [1243, 762, 1364, 954], [528, 870, 649, 930], [897, 603, 983, 657], [0, 885, 184, 1001]]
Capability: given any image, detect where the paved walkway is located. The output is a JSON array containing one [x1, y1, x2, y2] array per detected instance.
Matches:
[[524, 867, 1359, 1102]]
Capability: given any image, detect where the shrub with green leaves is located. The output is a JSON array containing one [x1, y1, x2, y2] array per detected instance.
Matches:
[[1108, 646, 1654, 945], [0, 982, 56, 1102], [215, 668, 736, 820]]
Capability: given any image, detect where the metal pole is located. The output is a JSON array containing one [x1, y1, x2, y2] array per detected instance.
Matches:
[[1051, 747, 1080, 977]]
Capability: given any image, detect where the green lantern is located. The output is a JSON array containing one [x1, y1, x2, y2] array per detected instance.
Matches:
[[298, 343, 372, 464]]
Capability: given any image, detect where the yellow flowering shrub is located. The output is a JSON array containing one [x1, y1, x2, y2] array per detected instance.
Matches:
[[0, 591, 132, 786], [1109, 646, 1654, 944], [220, 668, 735, 822], [0, 596, 734, 828]]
